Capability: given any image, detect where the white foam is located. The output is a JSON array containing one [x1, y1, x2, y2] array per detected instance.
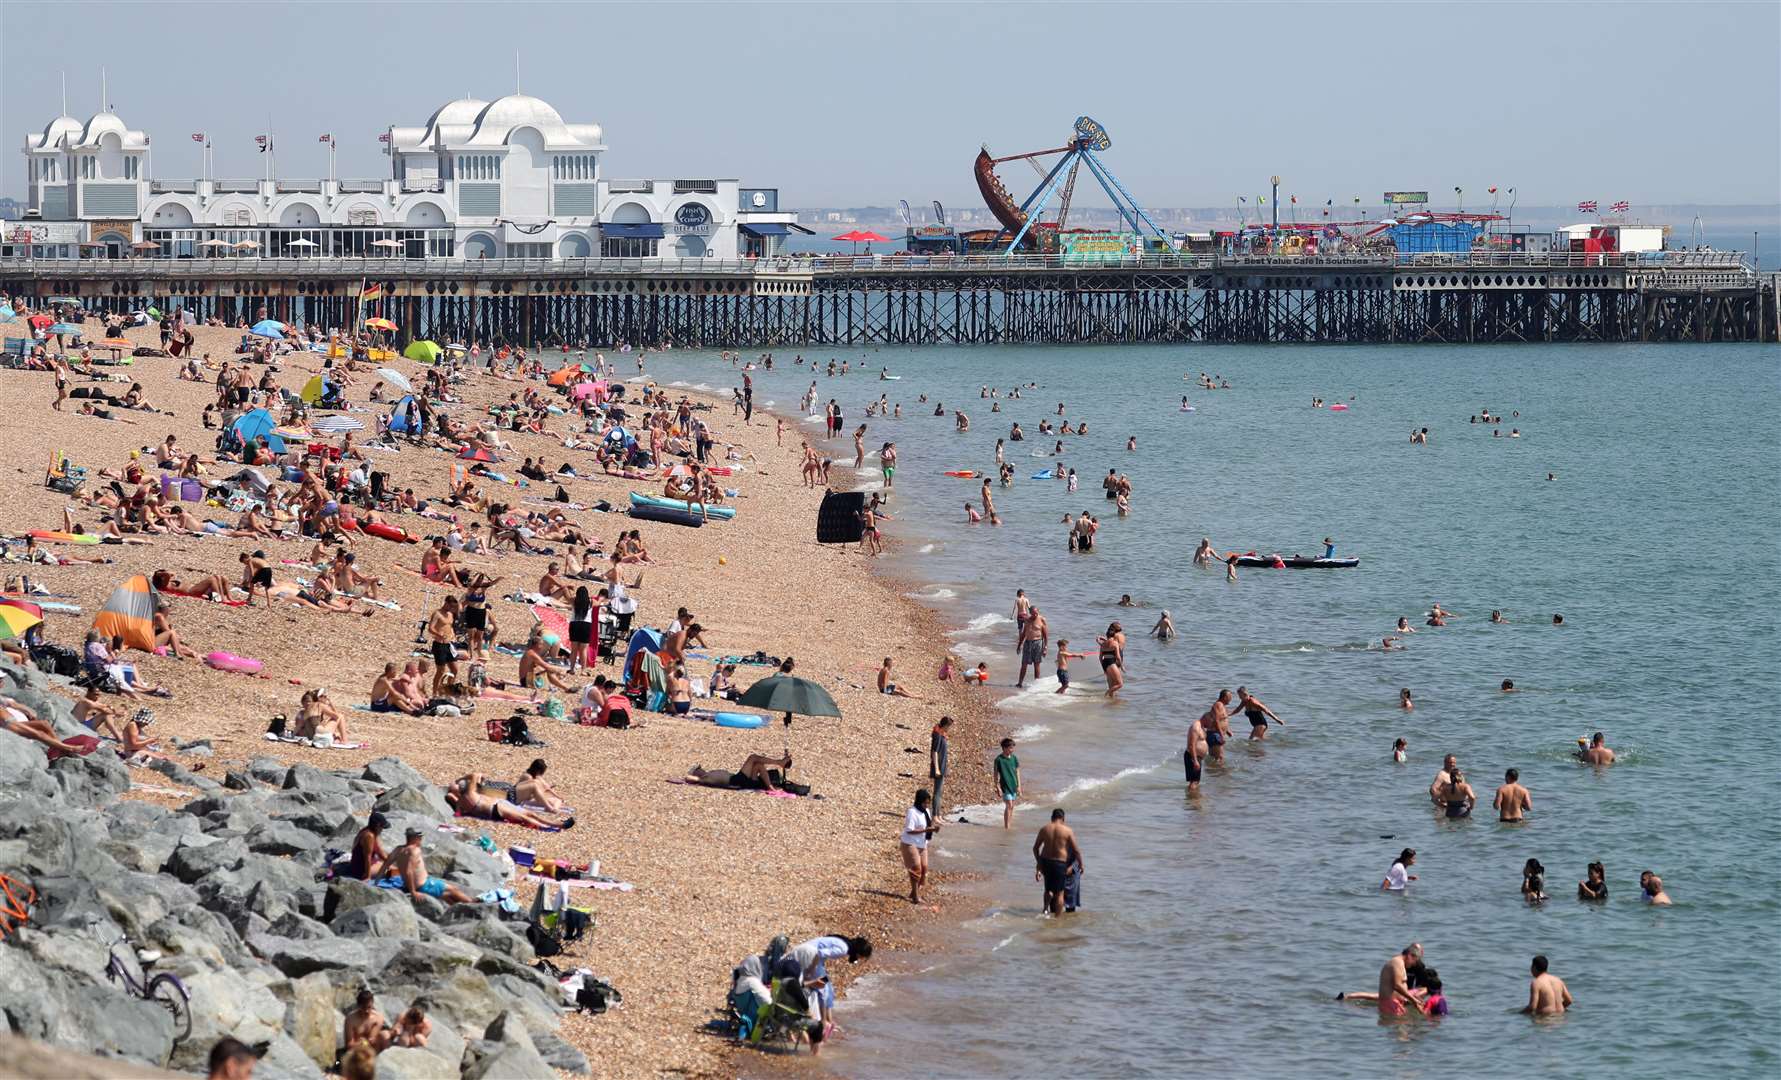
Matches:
[[917, 543, 936, 554], [997, 678, 1085, 710], [951, 613, 1014, 637], [1056, 764, 1159, 801], [991, 934, 1019, 952], [668, 380, 690, 387], [1012, 723, 1052, 740], [906, 587, 958, 601], [933, 847, 964, 859], [693, 382, 713, 391], [950, 641, 1001, 663]]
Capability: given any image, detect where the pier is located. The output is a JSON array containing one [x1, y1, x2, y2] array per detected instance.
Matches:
[[3, 251, 1772, 346]]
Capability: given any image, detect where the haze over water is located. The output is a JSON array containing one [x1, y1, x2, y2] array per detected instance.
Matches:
[[636, 340, 1780, 1078]]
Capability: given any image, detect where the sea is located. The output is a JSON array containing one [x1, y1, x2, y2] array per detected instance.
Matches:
[[629, 338, 1781, 1079]]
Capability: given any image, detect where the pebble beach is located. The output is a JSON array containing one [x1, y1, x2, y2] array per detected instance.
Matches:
[[0, 312, 1001, 1077]]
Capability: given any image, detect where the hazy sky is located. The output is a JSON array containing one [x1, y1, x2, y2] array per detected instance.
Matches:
[[5, 0, 1777, 210]]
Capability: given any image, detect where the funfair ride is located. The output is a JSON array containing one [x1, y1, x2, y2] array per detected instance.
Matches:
[[973, 116, 1168, 254]]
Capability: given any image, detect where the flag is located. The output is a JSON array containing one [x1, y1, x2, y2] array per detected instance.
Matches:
[[1290, 195, 1298, 204], [1238, 196, 1247, 204], [256, 135, 270, 153], [318, 133, 334, 145], [1578, 200, 1598, 213], [1257, 195, 1266, 206], [1609, 200, 1629, 214], [1487, 186, 1498, 194], [191, 132, 205, 142], [377, 132, 391, 143], [360, 283, 383, 303]]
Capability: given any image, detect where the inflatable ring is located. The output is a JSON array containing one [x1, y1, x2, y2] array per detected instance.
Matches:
[[944, 470, 977, 478], [714, 711, 768, 729]]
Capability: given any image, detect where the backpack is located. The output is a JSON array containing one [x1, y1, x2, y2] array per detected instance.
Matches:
[[504, 714, 534, 746], [525, 921, 564, 957]]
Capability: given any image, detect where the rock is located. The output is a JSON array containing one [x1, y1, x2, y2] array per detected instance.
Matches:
[[461, 1041, 552, 1080], [413, 1010, 466, 1069], [249, 756, 291, 785], [284, 972, 339, 1071], [252, 1032, 327, 1080], [373, 1046, 461, 1080], [483, 1009, 536, 1051], [531, 1029, 590, 1074], [282, 763, 354, 797], [0, 732, 56, 803], [173, 738, 214, 757], [14, 926, 109, 979], [268, 911, 334, 941], [361, 757, 430, 790], [167, 967, 288, 1072], [48, 980, 177, 1068], [247, 933, 369, 978], [323, 878, 406, 922], [265, 793, 357, 836], [332, 901, 420, 941], [432, 841, 510, 896], [49, 751, 131, 807], [195, 853, 318, 923], [223, 769, 261, 791], [165, 834, 247, 883], [406, 969, 515, 1032], [95, 871, 194, 938], [245, 820, 325, 857], [144, 756, 222, 793], [373, 783, 453, 822]]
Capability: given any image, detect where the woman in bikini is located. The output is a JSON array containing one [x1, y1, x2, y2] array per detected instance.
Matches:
[[461, 573, 500, 662], [1096, 622, 1127, 697], [445, 772, 574, 830]]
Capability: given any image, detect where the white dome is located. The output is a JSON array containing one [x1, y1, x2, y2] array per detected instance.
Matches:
[[80, 112, 126, 145], [467, 94, 594, 147], [36, 115, 81, 149], [423, 96, 488, 145]]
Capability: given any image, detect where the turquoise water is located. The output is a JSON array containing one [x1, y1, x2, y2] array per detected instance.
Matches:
[[636, 342, 1780, 1078]]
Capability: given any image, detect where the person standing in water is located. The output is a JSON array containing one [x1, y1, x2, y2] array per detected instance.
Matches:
[[1520, 955, 1573, 1016], [1016, 607, 1049, 688], [1376, 943, 1425, 1019], [1494, 768, 1533, 822], [1032, 809, 1083, 916], [994, 737, 1020, 829], [1235, 686, 1284, 739], [1184, 718, 1208, 795]]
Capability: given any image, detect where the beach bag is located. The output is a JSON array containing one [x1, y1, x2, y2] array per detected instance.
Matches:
[[503, 714, 534, 746], [266, 714, 288, 738], [485, 718, 508, 743]]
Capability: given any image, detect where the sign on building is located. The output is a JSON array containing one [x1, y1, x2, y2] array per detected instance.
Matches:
[[1383, 191, 1429, 206]]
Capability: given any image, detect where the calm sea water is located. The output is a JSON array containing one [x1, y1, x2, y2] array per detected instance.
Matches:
[[635, 341, 1781, 1079]]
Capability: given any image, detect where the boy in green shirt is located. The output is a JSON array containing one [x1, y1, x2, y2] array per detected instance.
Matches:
[[994, 737, 1020, 829]]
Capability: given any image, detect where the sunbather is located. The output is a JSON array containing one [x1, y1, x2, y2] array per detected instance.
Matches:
[[685, 751, 794, 792], [513, 758, 567, 811], [443, 772, 575, 830]]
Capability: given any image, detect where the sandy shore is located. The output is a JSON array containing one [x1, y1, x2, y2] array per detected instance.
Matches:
[[0, 313, 1002, 1076]]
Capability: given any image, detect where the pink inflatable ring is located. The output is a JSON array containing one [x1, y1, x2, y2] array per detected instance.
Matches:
[[205, 651, 264, 674]]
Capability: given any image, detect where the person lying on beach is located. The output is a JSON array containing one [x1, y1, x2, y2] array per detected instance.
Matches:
[[685, 751, 795, 791], [444, 773, 575, 830], [0, 695, 93, 756]]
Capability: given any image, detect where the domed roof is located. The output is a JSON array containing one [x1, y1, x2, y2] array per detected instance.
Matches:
[[426, 96, 489, 129], [469, 94, 567, 142], [34, 115, 81, 149], [80, 111, 127, 145]]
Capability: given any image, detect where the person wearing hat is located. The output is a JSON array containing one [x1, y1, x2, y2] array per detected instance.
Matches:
[[371, 827, 475, 904]]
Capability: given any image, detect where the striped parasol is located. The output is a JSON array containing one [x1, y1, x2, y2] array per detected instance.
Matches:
[[91, 575, 156, 651], [310, 415, 364, 434]]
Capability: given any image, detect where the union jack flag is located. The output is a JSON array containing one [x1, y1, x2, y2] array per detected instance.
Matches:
[[377, 132, 391, 143], [1609, 201, 1629, 214], [319, 134, 334, 145], [191, 132, 205, 143], [1578, 200, 1599, 213]]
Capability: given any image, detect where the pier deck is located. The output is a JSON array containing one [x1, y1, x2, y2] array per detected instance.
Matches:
[[4, 252, 1772, 346]]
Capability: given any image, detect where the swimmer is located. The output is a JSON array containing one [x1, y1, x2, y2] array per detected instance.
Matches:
[[1399, 688, 1414, 711], [1382, 636, 1404, 651], [1392, 738, 1407, 764], [1639, 871, 1671, 905], [1234, 686, 1283, 739], [1395, 617, 1417, 635], [1501, 679, 1516, 692], [1439, 768, 1476, 819], [1429, 754, 1458, 805], [1552, 613, 1565, 626], [1382, 848, 1417, 892], [1375, 944, 1425, 1019], [1578, 861, 1608, 901], [1490, 609, 1507, 623], [1117, 594, 1135, 607], [1150, 610, 1175, 641], [1578, 731, 1615, 765], [1520, 955, 1572, 1016], [1522, 858, 1548, 903], [1125, 436, 1136, 451], [1494, 768, 1532, 822]]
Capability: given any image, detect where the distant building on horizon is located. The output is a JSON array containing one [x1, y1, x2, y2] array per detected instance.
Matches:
[[12, 93, 807, 261]]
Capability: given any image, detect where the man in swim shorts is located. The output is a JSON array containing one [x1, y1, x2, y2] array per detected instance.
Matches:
[[1032, 808, 1083, 916], [1016, 607, 1048, 687], [1199, 691, 1235, 764], [372, 828, 476, 905], [1184, 718, 1207, 794], [1377, 943, 1424, 1018]]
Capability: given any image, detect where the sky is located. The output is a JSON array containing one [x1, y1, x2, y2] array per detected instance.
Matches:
[[4, 0, 1778, 212]]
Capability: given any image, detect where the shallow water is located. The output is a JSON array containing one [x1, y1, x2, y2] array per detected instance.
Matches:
[[636, 341, 1781, 1078]]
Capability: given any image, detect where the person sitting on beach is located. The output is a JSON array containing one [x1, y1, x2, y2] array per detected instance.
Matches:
[[685, 751, 794, 791], [710, 664, 740, 701], [293, 689, 350, 744], [519, 632, 577, 695], [120, 707, 166, 761], [443, 773, 575, 830], [371, 827, 477, 904], [72, 687, 125, 742], [391, 1005, 431, 1049], [514, 759, 568, 812], [343, 814, 390, 881], [877, 657, 918, 699]]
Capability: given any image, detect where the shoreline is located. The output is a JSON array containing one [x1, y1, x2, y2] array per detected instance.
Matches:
[[0, 314, 1007, 1077]]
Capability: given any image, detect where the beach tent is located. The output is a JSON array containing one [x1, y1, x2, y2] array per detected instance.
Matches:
[[27, 314, 53, 329], [92, 575, 156, 652], [622, 627, 663, 682], [816, 490, 867, 544], [385, 394, 420, 434], [457, 446, 498, 463], [0, 305, 16, 320], [546, 366, 581, 387], [300, 374, 336, 405], [402, 340, 441, 364], [230, 408, 286, 454]]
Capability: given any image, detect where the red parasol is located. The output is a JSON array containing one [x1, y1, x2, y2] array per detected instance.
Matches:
[[832, 230, 889, 243]]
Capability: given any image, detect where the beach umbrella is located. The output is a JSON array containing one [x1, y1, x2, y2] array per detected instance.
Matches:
[[287, 238, 317, 248], [130, 240, 160, 251], [402, 340, 441, 364], [371, 238, 402, 249], [250, 319, 286, 338], [0, 305, 15, 319], [300, 374, 333, 404], [375, 367, 414, 394], [48, 323, 80, 335], [27, 314, 53, 329], [735, 674, 842, 726], [831, 230, 888, 243], [0, 597, 44, 619], [92, 575, 156, 651], [0, 604, 42, 642], [365, 317, 398, 332], [197, 239, 231, 249], [545, 366, 580, 387], [234, 239, 261, 251], [310, 415, 363, 434], [230, 408, 286, 453], [735, 673, 842, 726]]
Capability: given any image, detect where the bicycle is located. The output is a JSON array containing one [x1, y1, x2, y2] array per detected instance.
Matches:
[[105, 936, 192, 1043]]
